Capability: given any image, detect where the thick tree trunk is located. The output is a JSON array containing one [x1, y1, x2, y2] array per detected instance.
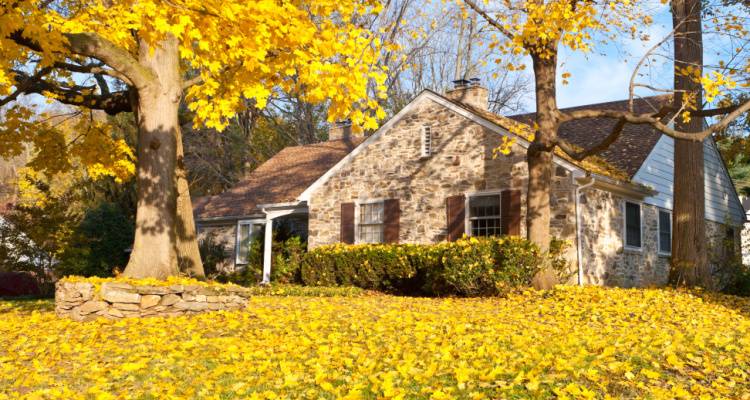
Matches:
[[175, 127, 205, 277], [670, 0, 711, 287], [123, 36, 182, 279], [528, 54, 559, 289]]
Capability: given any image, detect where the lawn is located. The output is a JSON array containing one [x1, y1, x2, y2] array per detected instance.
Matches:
[[1, 286, 749, 400]]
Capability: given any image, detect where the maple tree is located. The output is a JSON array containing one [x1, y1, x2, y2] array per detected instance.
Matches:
[[1, 0, 388, 279], [461, 0, 750, 288]]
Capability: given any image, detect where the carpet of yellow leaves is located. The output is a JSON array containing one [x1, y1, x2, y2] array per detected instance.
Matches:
[[1, 286, 750, 399]]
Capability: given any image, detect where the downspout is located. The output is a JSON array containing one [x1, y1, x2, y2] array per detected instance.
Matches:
[[575, 174, 595, 286]]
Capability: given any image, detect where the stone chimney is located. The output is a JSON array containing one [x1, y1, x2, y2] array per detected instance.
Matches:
[[444, 78, 489, 110], [328, 120, 362, 141]]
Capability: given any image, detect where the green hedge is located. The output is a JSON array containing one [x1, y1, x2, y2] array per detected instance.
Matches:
[[301, 236, 568, 297]]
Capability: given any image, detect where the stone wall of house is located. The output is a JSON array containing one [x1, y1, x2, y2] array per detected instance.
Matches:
[[578, 188, 743, 287], [56, 281, 251, 321], [578, 188, 670, 287], [307, 98, 579, 271]]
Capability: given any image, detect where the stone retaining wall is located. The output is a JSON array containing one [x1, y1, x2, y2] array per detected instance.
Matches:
[[55, 281, 252, 321]]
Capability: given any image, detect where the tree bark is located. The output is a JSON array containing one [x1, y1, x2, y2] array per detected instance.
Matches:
[[528, 54, 559, 289], [122, 36, 182, 279], [175, 126, 205, 277], [670, 0, 711, 287]]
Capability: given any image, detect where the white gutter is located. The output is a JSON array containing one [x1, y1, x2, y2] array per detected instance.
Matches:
[[574, 174, 595, 286]]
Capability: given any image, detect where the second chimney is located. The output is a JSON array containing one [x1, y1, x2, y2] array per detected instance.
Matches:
[[445, 78, 489, 111], [328, 120, 362, 141]]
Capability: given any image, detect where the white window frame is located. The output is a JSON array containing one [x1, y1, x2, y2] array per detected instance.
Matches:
[[235, 219, 264, 265], [465, 190, 503, 237], [657, 208, 672, 256], [622, 200, 643, 251], [420, 125, 432, 158], [355, 199, 386, 244]]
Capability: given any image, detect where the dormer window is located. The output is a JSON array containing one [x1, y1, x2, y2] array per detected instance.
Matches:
[[421, 125, 432, 158]]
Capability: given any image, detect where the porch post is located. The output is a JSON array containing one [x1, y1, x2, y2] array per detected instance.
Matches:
[[262, 218, 273, 284]]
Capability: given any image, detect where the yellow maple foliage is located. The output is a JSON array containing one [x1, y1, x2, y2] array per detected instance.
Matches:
[[1, 286, 750, 399], [1, 0, 388, 130]]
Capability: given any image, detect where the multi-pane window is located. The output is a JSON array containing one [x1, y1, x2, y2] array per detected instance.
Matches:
[[624, 201, 642, 249], [421, 126, 432, 157], [236, 221, 263, 264], [469, 194, 502, 237], [358, 202, 384, 243], [658, 210, 671, 254]]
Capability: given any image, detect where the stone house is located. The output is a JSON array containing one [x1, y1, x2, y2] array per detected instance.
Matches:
[[194, 81, 746, 286]]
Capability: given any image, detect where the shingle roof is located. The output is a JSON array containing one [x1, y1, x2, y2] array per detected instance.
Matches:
[[194, 94, 671, 220], [510, 96, 671, 179], [194, 138, 364, 220]]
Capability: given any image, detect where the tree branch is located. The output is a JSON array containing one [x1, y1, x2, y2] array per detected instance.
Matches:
[[560, 98, 750, 141], [53, 61, 133, 86], [0, 67, 52, 108], [556, 118, 627, 160], [462, 0, 515, 40], [9, 29, 153, 89], [13, 72, 132, 115], [182, 75, 203, 90]]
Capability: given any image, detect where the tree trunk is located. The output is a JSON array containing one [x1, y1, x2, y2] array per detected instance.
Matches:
[[123, 36, 182, 279], [528, 54, 559, 290], [175, 126, 205, 277], [670, 0, 711, 287]]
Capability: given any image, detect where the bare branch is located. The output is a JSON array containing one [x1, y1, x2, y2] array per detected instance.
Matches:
[[462, 0, 514, 40], [556, 118, 627, 160], [628, 21, 681, 111], [560, 98, 750, 141]]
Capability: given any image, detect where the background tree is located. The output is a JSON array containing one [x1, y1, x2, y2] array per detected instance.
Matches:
[[371, 0, 531, 115], [2, 0, 388, 279]]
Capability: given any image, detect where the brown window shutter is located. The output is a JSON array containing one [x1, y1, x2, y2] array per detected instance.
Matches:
[[383, 199, 400, 243], [340, 202, 355, 244], [501, 190, 521, 236], [446, 194, 466, 241]]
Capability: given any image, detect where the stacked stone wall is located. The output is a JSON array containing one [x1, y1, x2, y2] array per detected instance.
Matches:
[[56, 281, 251, 321]]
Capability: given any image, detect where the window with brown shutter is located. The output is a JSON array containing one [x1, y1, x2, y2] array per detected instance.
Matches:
[[383, 199, 400, 243], [469, 194, 502, 236], [340, 202, 355, 244], [446, 194, 466, 241], [501, 190, 521, 236], [357, 201, 384, 243]]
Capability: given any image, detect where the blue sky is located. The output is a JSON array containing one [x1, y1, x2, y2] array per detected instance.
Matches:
[[535, 2, 675, 109]]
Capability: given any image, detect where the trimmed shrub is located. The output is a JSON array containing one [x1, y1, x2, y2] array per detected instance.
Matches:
[[301, 236, 561, 297], [300, 243, 419, 292]]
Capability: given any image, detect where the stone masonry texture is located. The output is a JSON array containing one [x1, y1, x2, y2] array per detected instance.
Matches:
[[55, 281, 252, 321], [307, 99, 580, 277]]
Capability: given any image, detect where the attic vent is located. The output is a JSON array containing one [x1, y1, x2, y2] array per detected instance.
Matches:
[[421, 125, 432, 158]]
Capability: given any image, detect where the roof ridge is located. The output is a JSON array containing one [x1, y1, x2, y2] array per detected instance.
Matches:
[[510, 95, 671, 118]]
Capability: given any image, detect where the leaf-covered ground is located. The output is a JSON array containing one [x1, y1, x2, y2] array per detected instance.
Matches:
[[1, 286, 750, 399]]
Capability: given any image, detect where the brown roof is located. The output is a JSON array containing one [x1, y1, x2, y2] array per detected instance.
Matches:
[[510, 96, 671, 179], [194, 138, 364, 219]]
